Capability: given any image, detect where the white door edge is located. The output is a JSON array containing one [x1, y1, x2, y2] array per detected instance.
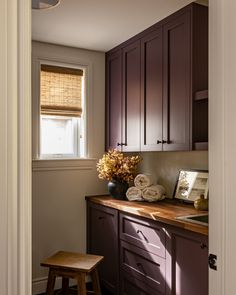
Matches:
[[0, 0, 31, 294]]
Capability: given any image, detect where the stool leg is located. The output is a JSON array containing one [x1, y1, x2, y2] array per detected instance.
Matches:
[[77, 273, 86, 295], [46, 268, 56, 295], [62, 277, 69, 295], [91, 269, 102, 295]]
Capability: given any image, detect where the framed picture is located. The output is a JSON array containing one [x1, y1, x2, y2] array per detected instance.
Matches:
[[173, 169, 209, 202]]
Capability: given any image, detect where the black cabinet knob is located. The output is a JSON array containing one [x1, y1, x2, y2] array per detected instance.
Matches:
[[162, 140, 171, 144], [98, 216, 105, 220], [200, 243, 207, 249], [117, 142, 128, 147], [157, 140, 162, 144]]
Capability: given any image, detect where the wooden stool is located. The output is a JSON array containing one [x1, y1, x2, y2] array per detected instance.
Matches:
[[41, 251, 104, 295]]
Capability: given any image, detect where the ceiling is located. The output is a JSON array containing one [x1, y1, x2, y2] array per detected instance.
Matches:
[[32, 0, 207, 52]]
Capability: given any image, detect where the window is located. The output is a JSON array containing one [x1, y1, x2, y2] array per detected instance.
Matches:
[[39, 64, 85, 158]]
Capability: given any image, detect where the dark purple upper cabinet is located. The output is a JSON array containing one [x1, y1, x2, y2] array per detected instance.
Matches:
[[105, 50, 122, 151], [122, 40, 141, 152], [105, 3, 208, 153], [141, 28, 163, 151], [163, 12, 191, 151], [166, 228, 208, 295], [87, 202, 119, 294], [163, 4, 208, 151]]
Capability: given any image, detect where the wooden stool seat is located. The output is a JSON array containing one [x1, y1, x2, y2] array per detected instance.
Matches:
[[41, 251, 104, 295]]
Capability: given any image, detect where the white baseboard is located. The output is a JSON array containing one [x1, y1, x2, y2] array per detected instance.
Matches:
[[32, 276, 91, 295], [32, 276, 78, 295]]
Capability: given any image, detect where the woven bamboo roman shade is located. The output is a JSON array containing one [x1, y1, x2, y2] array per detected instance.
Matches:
[[40, 64, 83, 117]]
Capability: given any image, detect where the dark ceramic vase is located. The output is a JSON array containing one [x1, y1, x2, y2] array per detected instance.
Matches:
[[107, 179, 129, 200]]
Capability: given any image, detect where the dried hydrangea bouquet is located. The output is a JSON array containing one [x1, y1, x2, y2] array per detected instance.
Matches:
[[97, 149, 142, 199]]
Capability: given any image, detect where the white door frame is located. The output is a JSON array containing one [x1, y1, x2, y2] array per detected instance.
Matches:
[[0, 0, 31, 294], [1, 0, 235, 294], [209, 1, 236, 294]]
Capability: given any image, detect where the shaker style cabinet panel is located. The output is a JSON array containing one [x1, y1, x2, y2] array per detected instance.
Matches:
[[105, 3, 208, 153], [122, 40, 141, 152], [105, 40, 141, 152], [141, 28, 163, 151], [166, 228, 208, 295], [86, 202, 119, 294], [163, 12, 191, 151], [86, 199, 208, 295], [119, 212, 166, 257], [120, 240, 166, 294], [105, 50, 122, 151], [121, 270, 162, 295]]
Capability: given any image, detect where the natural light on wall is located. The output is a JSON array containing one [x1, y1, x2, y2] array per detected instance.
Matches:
[[40, 64, 85, 158]]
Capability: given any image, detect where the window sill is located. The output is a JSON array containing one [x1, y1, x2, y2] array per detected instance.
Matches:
[[32, 158, 97, 172]]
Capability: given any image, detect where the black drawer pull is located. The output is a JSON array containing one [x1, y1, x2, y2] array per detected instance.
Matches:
[[162, 140, 171, 144], [137, 230, 149, 242]]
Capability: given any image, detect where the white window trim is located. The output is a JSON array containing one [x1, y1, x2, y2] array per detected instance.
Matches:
[[32, 51, 95, 163], [32, 158, 98, 172]]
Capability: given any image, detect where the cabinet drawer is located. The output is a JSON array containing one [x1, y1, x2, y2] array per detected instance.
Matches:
[[120, 240, 165, 294], [120, 213, 166, 257], [121, 270, 162, 295]]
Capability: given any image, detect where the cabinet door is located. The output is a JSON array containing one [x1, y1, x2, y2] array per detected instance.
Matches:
[[106, 50, 122, 151], [141, 28, 163, 151], [166, 228, 208, 295], [122, 40, 141, 152], [163, 11, 191, 151], [87, 202, 119, 294]]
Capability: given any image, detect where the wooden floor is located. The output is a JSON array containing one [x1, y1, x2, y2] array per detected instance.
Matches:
[[38, 284, 113, 295]]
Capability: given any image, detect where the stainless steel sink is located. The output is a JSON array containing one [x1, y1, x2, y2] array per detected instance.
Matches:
[[176, 214, 208, 226]]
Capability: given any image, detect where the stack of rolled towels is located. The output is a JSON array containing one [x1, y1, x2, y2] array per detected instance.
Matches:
[[126, 174, 166, 202]]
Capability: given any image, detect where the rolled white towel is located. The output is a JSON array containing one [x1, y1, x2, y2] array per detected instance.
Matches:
[[126, 186, 143, 201], [134, 174, 154, 189], [142, 185, 166, 202]]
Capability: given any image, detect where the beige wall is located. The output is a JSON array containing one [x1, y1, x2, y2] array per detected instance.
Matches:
[[32, 42, 107, 293], [139, 151, 208, 198]]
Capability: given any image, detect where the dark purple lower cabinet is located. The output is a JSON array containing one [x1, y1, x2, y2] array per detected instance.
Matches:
[[87, 202, 119, 294], [86, 202, 208, 295], [166, 228, 208, 295]]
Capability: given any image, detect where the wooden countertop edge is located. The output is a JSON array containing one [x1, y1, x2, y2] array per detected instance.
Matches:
[[85, 195, 208, 236]]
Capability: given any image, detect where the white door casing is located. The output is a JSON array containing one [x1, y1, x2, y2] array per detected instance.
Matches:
[[0, 0, 31, 295], [2, 0, 236, 294], [209, 0, 236, 294]]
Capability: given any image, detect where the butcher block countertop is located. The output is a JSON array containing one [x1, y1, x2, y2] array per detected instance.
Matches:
[[85, 195, 208, 236]]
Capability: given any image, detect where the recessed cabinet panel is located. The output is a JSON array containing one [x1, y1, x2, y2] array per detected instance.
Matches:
[[166, 229, 208, 295], [163, 12, 191, 151], [120, 212, 166, 257], [106, 50, 122, 151], [121, 270, 162, 295], [122, 40, 141, 152], [120, 241, 166, 294], [141, 28, 163, 151], [105, 3, 208, 153], [87, 199, 208, 295], [87, 202, 119, 294]]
